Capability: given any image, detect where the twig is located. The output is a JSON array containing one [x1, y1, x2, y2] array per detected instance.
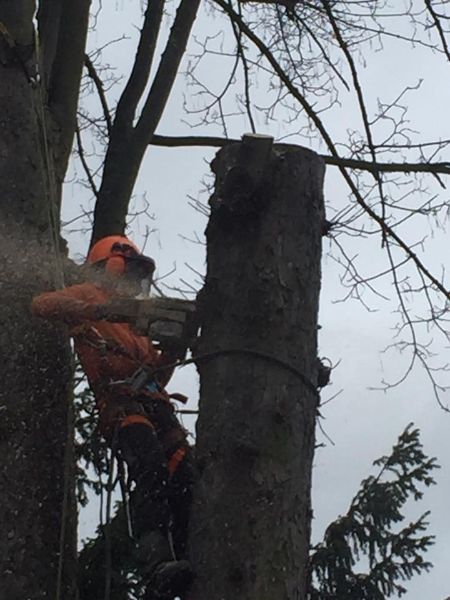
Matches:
[[84, 54, 112, 135], [75, 126, 99, 198], [424, 0, 450, 62]]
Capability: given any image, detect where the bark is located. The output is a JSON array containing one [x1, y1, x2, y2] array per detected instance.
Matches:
[[190, 137, 325, 600], [36, 0, 63, 86], [48, 0, 91, 184], [0, 7, 79, 599]]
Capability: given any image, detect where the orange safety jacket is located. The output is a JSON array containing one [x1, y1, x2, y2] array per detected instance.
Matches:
[[31, 282, 175, 411]]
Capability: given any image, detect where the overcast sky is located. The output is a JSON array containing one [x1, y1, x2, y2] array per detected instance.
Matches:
[[65, 2, 450, 598]]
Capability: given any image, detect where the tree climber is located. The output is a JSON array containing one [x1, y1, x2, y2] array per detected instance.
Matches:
[[31, 235, 193, 600]]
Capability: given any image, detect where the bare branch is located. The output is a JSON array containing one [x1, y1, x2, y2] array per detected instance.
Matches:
[[232, 2, 256, 133], [91, 0, 201, 244], [48, 0, 91, 176], [150, 134, 450, 176], [36, 0, 63, 83], [239, 0, 300, 5], [293, 10, 350, 92], [75, 126, 99, 199], [84, 54, 112, 135], [114, 0, 165, 129], [211, 0, 450, 301], [424, 0, 450, 62], [321, 0, 388, 242], [135, 0, 202, 143]]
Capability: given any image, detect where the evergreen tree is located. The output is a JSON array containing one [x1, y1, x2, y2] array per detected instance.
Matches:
[[76, 385, 439, 600], [309, 425, 438, 599]]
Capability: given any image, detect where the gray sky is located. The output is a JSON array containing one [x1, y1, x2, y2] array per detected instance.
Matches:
[[67, 2, 450, 598]]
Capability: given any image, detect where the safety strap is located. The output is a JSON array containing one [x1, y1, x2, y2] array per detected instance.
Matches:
[[120, 414, 154, 429], [167, 446, 187, 477], [80, 324, 139, 361]]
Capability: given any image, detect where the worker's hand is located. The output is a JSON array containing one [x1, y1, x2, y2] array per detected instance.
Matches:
[[97, 298, 139, 323], [92, 304, 111, 320], [92, 303, 125, 322], [157, 339, 189, 361]]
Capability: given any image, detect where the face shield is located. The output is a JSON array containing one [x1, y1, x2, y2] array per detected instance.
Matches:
[[123, 254, 156, 296], [109, 242, 156, 296]]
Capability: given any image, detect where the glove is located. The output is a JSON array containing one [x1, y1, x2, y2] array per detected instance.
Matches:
[[93, 304, 110, 320]]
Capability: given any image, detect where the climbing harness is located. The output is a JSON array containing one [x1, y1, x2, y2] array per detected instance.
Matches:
[[108, 365, 163, 395]]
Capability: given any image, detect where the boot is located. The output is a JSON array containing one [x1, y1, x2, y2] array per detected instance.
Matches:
[[136, 530, 193, 600]]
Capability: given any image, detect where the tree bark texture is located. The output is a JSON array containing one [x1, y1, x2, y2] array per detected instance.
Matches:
[[0, 9, 77, 599], [190, 138, 325, 600]]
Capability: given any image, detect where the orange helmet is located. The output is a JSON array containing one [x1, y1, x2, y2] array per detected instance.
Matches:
[[87, 235, 146, 275]]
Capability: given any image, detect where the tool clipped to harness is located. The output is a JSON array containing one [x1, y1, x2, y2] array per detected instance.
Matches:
[[128, 366, 151, 393], [109, 366, 188, 406], [108, 366, 162, 395], [128, 366, 161, 394]]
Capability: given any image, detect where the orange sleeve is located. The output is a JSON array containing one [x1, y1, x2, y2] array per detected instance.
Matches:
[[31, 284, 101, 326]]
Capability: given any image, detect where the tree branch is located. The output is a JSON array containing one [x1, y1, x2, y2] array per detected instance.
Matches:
[[293, 10, 350, 92], [150, 134, 450, 176], [239, 0, 299, 5], [321, 0, 388, 242], [91, 0, 201, 244], [232, 1, 256, 133], [84, 54, 112, 136], [424, 0, 450, 62], [114, 0, 165, 130], [134, 0, 201, 143], [36, 0, 63, 85], [48, 0, 91, 177], [212, 0, 450, 300], [75, 126, 99, 199]]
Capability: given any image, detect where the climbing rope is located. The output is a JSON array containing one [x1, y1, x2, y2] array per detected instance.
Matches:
[[1, 19, 72, 599], [0, 20, 64, 288], [117, 454, 134, 539], [27, 29, 69, 600], [104, 443, 117, 600], [30, 31, 65, 289], [27, 34, 72, 599], [0, 21, 71, 600]]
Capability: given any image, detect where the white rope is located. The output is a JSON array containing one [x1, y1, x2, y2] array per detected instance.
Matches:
[[28, 30, 70, 600], [30, 30, 65, 289], [104, 448, 116, 600]]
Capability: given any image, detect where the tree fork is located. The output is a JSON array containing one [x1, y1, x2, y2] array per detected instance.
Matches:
[[189, 135, 325, 599]]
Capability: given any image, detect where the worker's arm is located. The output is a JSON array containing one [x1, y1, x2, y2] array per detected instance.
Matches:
[[31, 284, 107, 326]]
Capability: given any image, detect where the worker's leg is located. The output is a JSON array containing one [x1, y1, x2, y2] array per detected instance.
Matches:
[[117, 415, 192, 600], [99, 398, 171, 537], [141, 398, 194, 560], [118, 415, 170, 536], [167, 445, 194, 560], [99, 396, 190, 600]]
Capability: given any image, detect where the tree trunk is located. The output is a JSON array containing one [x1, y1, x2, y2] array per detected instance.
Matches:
[[190, 137, 325, 600], [0, 10, 77, 600]]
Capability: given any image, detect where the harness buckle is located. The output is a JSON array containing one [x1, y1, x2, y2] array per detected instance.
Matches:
[[107, 366, 160, 395]]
